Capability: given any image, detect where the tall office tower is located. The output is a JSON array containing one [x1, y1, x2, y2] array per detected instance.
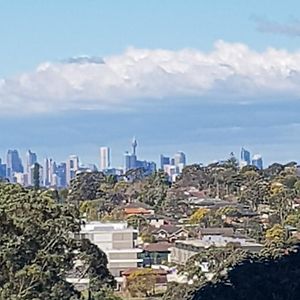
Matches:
[[252, 154, 263, 170], [160, 154, 170, 170], [241, 147, 251, 166], [43, 158, 56, 186], [50, 161, 57, 186], [56, 163, 67, 187], [124, 151, 131, 172], [123, 151, 137, 173], [6, 149, 23, 180], [0, 158, 6, 178], [26, 150, 37, 173], [66, 155, 79, 184], [100, 147, 111, 171], [44, 158, 50, 186], [29, 163, 44, 187], [174, 151, 186, 167]]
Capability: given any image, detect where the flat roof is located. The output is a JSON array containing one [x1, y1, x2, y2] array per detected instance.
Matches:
[[174, 237, 262, 249]]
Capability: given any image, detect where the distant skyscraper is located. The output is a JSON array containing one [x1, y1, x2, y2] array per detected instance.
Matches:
[[6, 149, 23, 180], [66, 155, 79, 184], [174, 151, 186, 167], [160, 154, 170, 170], [44, 158, 50, 186], [43, 158, 55, 186], [0, 158, 6, 178], [26, 150, 37, 173], [56, 163, 67, 187], [29, 163, 44, 187], [252, 154, 263, 170], [124, 152, 131, 172], [241, 147, 251, 166], [100, 147, 110, 171], [124, 151, 137, 172]]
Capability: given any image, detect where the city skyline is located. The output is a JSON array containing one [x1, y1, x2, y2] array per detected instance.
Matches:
[[0, 144, 271, 171], [0, 141, 274, 188]]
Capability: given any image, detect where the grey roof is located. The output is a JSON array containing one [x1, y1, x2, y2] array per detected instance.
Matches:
[[123, 201, 153, 210], [199, 227, 234, 236]]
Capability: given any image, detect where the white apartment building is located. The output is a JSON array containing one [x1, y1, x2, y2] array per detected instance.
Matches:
[[80, 222, 143, 282]]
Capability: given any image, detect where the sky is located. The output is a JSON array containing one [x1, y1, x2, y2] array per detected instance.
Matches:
[[1, 0, 300, 167]]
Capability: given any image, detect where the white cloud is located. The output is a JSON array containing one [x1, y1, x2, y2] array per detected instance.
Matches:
[[2, 40, 300, 115]]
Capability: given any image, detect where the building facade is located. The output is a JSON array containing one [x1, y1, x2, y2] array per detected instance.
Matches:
[[66, 155, 79, 184], [80, 222, 143, 281], [240, 147, 251, 166], [252, 154, 263, 170], [100, 147, 111, 171], [170, 236, 263, 265]]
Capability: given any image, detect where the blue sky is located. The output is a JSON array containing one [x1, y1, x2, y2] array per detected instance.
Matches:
[[1, 0, 300, 167]]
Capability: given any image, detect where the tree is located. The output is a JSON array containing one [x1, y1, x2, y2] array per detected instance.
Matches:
[[190, 208, 209, 224], [137, 171, 170, 211], [265, 224, 285, 242], [294, 180, 300, 196], [126, 269, 156, 297], [285, 210, 300, 228], [0, 183, 114, 299], [126, 214, 148, 230]]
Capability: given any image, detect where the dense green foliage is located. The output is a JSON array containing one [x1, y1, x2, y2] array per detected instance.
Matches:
[[0, 183, 114, 299]]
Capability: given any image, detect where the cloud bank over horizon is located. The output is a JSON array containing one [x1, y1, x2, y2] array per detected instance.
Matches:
[[2, 40, 300, 115]]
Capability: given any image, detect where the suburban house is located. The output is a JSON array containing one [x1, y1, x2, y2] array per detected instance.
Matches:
[[146, 214, 172, 228], [152, 225, 190, 242], [123, 201, 155, 216], [141, 242, 173, 266], [198, 227, 234, 238]]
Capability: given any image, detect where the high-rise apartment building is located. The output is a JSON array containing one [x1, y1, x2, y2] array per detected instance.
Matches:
[[100, 147, 110, 171], [66, 155, 79, 184]]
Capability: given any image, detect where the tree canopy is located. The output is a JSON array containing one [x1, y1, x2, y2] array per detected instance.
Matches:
[[0, 183, 114, 299]]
